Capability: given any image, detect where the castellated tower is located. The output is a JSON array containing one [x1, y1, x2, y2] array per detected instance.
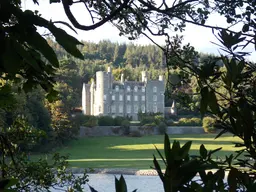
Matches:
[[90, 80, 95, 115], [94, 67, 113, 116], [82, 83, 91, 115], [94, 71, 105, 116], [82, 83, 86, 114]]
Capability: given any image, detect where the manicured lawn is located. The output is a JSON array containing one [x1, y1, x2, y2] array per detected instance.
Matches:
[[43, 134, 244, 169]]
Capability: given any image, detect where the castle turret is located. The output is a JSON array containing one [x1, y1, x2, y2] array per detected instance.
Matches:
[[90, 80, 95, 115], [95, 71, 105, 115], [82, 83, 86, 114], [121, 73, 124, 84]]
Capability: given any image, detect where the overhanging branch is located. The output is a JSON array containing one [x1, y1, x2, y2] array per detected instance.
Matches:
[[61, 0, 130, 30]]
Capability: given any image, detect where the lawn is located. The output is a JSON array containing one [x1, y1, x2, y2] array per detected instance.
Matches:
[[49, 134, 243, 169]]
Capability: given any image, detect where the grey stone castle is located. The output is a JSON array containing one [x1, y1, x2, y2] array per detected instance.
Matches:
[[82, 67, 165, 120]]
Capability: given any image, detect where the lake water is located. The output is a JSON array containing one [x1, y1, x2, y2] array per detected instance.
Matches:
[[85, 174, 164, 192], [51, 174, 164, 192]]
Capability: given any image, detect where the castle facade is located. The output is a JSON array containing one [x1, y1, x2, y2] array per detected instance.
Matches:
[[82, 67, 165, 120]]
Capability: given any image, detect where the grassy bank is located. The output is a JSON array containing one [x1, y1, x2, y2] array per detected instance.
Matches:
[[41, 134, 243, 169]]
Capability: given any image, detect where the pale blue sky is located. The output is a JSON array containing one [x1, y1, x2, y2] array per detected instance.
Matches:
[[22, 0, 256, 61]]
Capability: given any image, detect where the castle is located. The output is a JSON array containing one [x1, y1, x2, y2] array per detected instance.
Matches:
[[82, 67, 165, 120]]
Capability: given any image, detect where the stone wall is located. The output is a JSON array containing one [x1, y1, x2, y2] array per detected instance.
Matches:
[[79, 126, 205, 137], [166, 126, 205, 134]]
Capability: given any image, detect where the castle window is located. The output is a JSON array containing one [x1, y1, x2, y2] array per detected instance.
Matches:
[[134, 86, 138, 92], [142, 95, 145, 101], [115, 85, 119, 91], [153, 105, 157, 113], [99, 106, 101, 113], [127, 105, 131, 113], [127, 86, 131, 92], [103, 94, 107, 101], [127, 95, 131, 101], [119, 105, 123, 113], [141, 105, 145, 113], [153, 86, 157, 92], [153, 95, 157, 101], [119, 94, 123, 101], [134, 105, 138, 113], [142, 87, 145, 92], [111, 105, 116, 113], [134, 95, 138, 101], [112, 95, 115, 101]]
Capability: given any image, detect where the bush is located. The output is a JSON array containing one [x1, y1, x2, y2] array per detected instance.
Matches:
[[202, 117, 216, 133], [129, 130, 142, 137], [177, 117, 202, 126], [166, 119, 174, 126], [83, 116, 98, 127], [114, 116, 127, 126], [158, 122, 167, 134], [140, 116, 155, 125], [98, 116, 115, 126], [154, 115, 165, 125], [121, 119, 130, 135]]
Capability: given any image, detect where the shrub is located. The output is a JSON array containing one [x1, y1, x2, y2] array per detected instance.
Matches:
[[190, 117, 202, 125], [83, 116, 98, 127], [114, 116, 127, 126], [98, 116, 115, 126], [121, 119, 130, 135], [129, 130, 142, 137], [140, 116, 155, 125], [203, 117, 216, 133], [166, 119, 174, 126], [154, 115, 165, 125], [158, 122, 167, 134], [177, 117, 202, 126]]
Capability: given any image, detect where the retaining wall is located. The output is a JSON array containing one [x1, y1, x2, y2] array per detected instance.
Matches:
[[79, 126, 205, 137]]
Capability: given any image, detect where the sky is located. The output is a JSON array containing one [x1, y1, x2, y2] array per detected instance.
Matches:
[[22, 0, 256, 61]]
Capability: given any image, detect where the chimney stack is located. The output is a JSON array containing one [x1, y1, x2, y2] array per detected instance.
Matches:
[[121, 73, 124, 83]]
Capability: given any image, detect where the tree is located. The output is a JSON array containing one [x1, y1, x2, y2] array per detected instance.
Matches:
[[2, 0, 256, 191], [0, 0, 83, 100]]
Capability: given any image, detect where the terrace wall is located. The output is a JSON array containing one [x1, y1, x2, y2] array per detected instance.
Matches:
[[79, 126, 204, 137]]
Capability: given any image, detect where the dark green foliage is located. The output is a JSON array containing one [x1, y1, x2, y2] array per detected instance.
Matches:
[[164, 16, 256, 191], [0, 0, 84, 99], [0, 118, 88, 191], [82, 115, 99, 127], [140, 116, 155, 125], [139, 112, 164, 126], [98, 116, 115, 126], [121, 119, 130, 135], [114, 116, 127, 126], [158, 122, 167, 134], [153, 134, 199, 191], [203, 117, 216, 133]]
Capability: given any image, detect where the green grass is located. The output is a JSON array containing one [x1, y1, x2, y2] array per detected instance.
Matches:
[[42, 134, 244, 169]]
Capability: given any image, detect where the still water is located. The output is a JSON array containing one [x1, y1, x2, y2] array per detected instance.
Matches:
[[51, 174, 164, 192], [84, 174, 164, 192]]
